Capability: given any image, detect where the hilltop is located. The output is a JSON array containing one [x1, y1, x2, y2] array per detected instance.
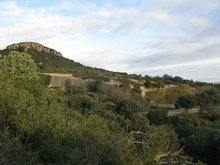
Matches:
[[6, 42, 63, 57]]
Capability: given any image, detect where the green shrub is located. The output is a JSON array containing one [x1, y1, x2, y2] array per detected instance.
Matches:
[[39, 74, 51, 86], [147, 109, 168, 125], [87, 79, 104, 92]]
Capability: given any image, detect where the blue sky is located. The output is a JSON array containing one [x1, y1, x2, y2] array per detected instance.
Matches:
[[0, 0, 220, 82]]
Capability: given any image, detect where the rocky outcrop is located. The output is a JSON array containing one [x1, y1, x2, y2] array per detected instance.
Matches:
[[6, 42, 62, 57]]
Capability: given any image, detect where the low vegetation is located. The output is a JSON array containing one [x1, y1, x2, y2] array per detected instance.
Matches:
[[0, 50, 220, 164]]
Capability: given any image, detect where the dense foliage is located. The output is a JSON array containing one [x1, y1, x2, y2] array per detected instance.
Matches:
[[0, 51, 198, 165], [1, 51, 220, 164], [172, 115, 220, 164]]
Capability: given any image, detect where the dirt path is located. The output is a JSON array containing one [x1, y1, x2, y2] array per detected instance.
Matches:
[[168, 108, 199, 116]]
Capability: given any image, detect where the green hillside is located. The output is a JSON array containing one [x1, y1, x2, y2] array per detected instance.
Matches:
[[0, 48, 125, 80], [0, 45, 212, 88]]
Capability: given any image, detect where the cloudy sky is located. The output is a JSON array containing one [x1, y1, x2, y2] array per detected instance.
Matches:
[[0, 0, 220, 82]]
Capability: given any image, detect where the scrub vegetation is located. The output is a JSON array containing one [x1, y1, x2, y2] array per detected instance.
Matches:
[[0, 50, 220, 165]]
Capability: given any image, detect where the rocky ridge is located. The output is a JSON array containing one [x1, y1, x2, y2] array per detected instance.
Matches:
[[6, 42, 62, 57]]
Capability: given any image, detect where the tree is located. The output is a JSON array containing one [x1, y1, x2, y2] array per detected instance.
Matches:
[[1, 51, 39, 82], [196, 89, 220, 113], [153, 80, 165, 88], [163, 74, 173, 80], [144, 79, 152, 88], [116, 97, 149, 118], [145, 88, 166, 105], [176, 95, 198, 112], [173, 76, 184, 84], [131, 84, 141, 94], [166, 84, 193, 104]]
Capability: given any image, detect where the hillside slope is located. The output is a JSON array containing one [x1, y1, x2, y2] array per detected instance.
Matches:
[[0, 42, 213, 88], [1, 42, 125, 80]]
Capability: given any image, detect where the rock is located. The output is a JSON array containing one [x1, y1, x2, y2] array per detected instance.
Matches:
[[6, 42, 62, 57]]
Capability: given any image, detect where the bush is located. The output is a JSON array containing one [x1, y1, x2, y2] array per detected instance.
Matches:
[[87, 79, 104, 92], [132, 84, 142, 94], [176, 94, 198, 110], [39, 74, 51, 86], [67, 94, 95, 114], [65, 85, 86, 95], [147, 109, 168, 125]]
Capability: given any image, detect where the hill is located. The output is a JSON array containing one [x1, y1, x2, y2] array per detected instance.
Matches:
[[0, 42, 215, 96], [1, 42, 213, 86], [1, 42, 126, 80]]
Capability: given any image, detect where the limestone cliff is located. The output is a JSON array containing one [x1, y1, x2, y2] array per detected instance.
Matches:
[[6, 42, 62, 57]]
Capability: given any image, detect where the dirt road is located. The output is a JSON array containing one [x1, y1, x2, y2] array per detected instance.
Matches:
[[168, 108, 199, 116]]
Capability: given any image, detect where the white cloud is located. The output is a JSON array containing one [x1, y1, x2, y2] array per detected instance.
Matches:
[[0, 1, 24, 18]]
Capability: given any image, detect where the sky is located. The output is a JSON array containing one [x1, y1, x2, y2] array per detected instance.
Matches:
[[0, 0, 220, 82]]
